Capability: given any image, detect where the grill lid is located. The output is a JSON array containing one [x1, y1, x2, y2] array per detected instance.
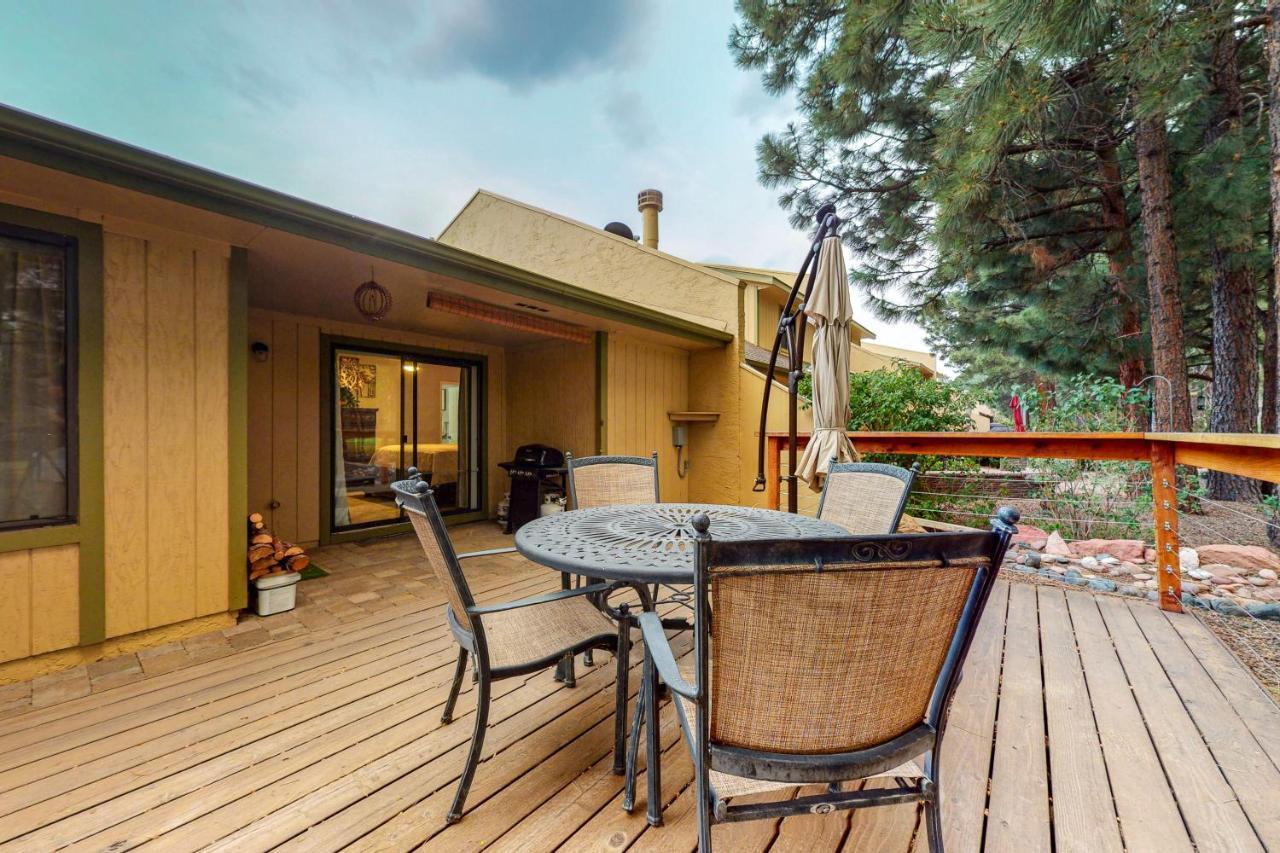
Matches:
[[505, 443, 565, 469]]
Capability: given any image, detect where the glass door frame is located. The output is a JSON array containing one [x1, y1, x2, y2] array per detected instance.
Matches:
[[319, 334, 487, 544]]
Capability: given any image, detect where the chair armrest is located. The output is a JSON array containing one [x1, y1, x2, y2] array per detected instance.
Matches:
[[467, 582, 614, 616], [637, 611, 696, 699], [457, 547, 517, 560]]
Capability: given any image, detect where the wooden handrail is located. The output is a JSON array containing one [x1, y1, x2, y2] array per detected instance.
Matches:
[[763, 430, 1280, 614]]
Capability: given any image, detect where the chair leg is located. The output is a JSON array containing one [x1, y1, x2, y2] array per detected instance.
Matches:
[[613, 604, 631, 775], [644, 650, 663, 827], [924, 798, 944, 852], [447, 672, 490, 824], [584, 649, 594, 667], [556, 652, 576, 687], [441, 647, 468, 724], [696, 775, 713, 852], [622, 678, 644, 811]]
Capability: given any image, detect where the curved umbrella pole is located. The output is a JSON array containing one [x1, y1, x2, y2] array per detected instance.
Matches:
[[753, 202, 842, 513]]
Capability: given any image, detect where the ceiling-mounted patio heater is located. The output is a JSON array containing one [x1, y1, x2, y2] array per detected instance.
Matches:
[[753, 201, 841, 514]]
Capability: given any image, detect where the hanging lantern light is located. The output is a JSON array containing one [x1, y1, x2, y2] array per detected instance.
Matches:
[[354, 270, 392, 321]]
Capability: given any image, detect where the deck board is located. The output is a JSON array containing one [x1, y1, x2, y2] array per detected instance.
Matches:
[[0, 529, 1276, 852]]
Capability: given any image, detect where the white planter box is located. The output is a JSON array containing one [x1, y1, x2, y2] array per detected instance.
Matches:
[[254, 572, 300, 616]]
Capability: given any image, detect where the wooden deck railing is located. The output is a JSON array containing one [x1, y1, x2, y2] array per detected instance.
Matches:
[[765, 431, 1280, 613]]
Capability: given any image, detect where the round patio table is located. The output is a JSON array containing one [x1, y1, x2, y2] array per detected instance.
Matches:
[[515, 502, 851, 827], [514, 502, 850, 586]]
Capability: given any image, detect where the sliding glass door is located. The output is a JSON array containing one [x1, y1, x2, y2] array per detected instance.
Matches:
[[331, 343, 481, 534]]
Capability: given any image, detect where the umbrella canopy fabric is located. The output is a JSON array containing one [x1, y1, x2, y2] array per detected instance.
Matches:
[[795, 236, 858, 491]]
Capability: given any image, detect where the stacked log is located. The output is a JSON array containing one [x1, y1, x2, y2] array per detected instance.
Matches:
[[247, 513, 311, 581]]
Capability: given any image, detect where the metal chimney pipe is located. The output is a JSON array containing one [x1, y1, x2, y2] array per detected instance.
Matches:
[[637, 189, 663, 249]]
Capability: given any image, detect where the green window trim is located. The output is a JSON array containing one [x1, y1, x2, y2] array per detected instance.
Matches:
[[0, 202, 105, 644]]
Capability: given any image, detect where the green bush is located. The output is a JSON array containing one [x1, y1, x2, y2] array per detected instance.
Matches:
[[798, 363, 975, 474]]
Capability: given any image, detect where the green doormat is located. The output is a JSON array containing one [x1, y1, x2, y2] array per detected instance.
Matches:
[[299, 564, 330, 581]]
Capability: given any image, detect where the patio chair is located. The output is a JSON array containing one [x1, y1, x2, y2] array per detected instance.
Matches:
[[565, 451, 660, 510], [637, 507, 1019, 851], [392, 475, 638, 824], [563, 451, 662, 670], [817, 460, 920, 534]]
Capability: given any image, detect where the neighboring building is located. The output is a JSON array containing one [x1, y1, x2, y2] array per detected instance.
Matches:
[[0, 108, 943, 678]]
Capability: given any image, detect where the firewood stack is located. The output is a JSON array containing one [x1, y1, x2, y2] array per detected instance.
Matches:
[[247, 513, 311, 581]]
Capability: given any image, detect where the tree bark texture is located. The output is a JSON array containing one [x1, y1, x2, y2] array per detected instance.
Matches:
[[1134, 114, 1193, 431], [1205, 28, 1260, 500]]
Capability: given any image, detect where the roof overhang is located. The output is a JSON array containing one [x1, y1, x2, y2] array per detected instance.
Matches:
[[0, 105, 732, 348]]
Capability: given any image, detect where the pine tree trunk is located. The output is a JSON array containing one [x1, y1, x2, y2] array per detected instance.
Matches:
[[1205, 29, 1260, 500], [1267, 0, 1280, 435], [1134, 114, 1193, 431], [1097, 144, 1146, 428]]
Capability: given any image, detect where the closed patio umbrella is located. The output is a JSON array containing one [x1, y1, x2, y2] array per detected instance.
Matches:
[[795, 235, 857, 491]]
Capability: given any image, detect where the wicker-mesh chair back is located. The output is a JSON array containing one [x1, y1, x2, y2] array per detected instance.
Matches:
[[706, 555, 986, 754], [818, 467, 913, 534], [401, 493, 473, 631], [569, 457, 658, 508]]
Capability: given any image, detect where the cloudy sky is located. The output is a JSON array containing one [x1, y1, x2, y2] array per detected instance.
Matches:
[[0, 0, 927, 350]]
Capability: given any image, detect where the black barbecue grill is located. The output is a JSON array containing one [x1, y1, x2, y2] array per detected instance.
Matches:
[[498, 443, 566, 533]]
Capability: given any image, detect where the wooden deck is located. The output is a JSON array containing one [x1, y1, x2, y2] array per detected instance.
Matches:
[[0, 530, 1277, 851]]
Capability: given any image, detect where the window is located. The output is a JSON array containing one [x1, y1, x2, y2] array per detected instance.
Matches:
[[0, 224, 76, 529]]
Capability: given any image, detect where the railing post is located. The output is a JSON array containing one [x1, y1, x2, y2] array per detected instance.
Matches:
[[1149, 440, 1183, 613], [766, 435, 782, 511]]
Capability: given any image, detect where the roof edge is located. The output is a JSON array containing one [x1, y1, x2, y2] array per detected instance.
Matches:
[[0, 105, 731, 347]]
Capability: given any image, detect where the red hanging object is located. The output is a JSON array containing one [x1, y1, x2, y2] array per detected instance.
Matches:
[[1009, 394, 1027, 432]]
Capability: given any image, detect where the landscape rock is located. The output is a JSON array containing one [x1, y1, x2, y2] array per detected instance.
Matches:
[[1144, 547, 1157, 563], [1194, 544, 1280, 574], [1182, 581, 1201, 595], [1024, 552, 1042, 568], [1246, 602, 1280, 620], [1119, 584, 1143, 597], [1179, 547, 1200, 571], [1211, 598, 1247, 617], [1201, 563, 1242, 580], [1080, 556, 1100, 570], [1259, 568, 1278, 581], [1088, 578, 1117, 593], [1099, 556, 1120, 566], [1187, 569, 1213, 582], [1248, 575, 1273, 587], [1133, 573, 1152, 581], [1012, 524, 1050, 550], [1070, 539, 1146, 561], [1044, 531, 1072, 557]]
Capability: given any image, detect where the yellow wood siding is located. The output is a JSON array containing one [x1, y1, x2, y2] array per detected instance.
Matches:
[[505, 340, 596, 460], [604, 334, 689, 501], [247, 309, 508, 542], [102, 232, 232, 639], [0, 545, 80, 662]]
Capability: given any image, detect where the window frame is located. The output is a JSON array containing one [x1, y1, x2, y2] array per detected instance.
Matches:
[[0, 219, 79, 532]]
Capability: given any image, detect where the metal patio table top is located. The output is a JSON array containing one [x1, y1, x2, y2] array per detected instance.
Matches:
[[514, 503, 850, 585]]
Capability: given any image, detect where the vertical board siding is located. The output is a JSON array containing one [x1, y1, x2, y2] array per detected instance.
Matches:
[[29, 545, 80, 655], [194, 251, 231, 616], [247, 309, 507, 544], [605, 334, 689, 501], [0, 545, 80, 662], [145, 243, 198, 628], [295, 325, 321, 545], [103, 233, 149, 637], [269, 319, 299, 543], [505, 340, 596, 459], [247, 313, 275, 530], [101, 232, 233, 640], [0, 551, 32, 662]]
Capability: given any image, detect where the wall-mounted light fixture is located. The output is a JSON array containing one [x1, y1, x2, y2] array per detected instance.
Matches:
[[250, 341, 270, 363]]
